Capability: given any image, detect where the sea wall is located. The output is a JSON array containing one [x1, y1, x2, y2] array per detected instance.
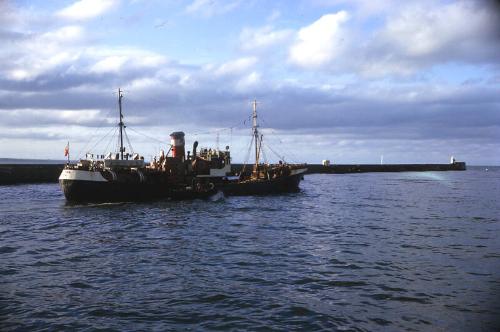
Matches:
[[303, 162, 466, 174], [231, 162, 466, 174], [0, 162, 466, 185], [0, 164, 64, 185]]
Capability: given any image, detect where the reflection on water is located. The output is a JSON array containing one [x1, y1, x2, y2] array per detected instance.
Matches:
[[408, 171, 446, 181]]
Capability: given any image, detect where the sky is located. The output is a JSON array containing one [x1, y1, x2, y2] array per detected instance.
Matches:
[[0, 0, 499, 164]]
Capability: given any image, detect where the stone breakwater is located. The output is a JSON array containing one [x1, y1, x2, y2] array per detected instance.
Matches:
[[0, 164, 64, 185], [301, 162, 466, 174], [0, 162, 465, 185]]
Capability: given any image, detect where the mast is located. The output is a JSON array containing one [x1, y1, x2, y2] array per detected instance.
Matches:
[[252, 99, 259, 174], [118, 88, 124, 160], [257, 134, 263, 163]]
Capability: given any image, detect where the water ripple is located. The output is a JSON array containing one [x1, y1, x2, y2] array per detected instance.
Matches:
[[0, 169, 499, 331]]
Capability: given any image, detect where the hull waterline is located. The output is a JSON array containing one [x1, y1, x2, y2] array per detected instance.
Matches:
[[218, 173, 304, 196]]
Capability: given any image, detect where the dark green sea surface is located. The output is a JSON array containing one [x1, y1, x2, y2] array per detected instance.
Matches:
[[1, 168, 499, 331]]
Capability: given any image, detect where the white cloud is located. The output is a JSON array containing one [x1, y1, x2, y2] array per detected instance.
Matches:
[[240, 26, 293, 51], [267, 9, 281, 22], [356, 1, 500, 76], [2, 25, 85, 81], [289, 11, 349, 68], [185, 0, 241, 18], [212, 57, 257, 76], [310, 0, 398, 18], [41, 25, 84, 43], [125, 77, 162, 91], [0, 14, 167, 82], [90, 55, 129, 73], [56, 0, 118, 20], [0, 109, 103, 127], [0, 1, 19, 27], [87, 49, 166, 73], [356, 59, 415, 77], [381, 2, 494, 58], [7, 69, 31, 81], [235, 71, 261, 90], [286, 2, 499, 77]]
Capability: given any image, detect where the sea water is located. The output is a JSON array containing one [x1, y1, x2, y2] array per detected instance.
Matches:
[[1, 167, 499, 331]]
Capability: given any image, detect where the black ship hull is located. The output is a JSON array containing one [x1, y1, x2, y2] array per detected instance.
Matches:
[[217, 173, 304, 196], [60, 179, 216, 203], [58, 166, 218, 204]]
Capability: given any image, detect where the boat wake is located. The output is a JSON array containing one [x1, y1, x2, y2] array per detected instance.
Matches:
[[63, 201, 130, 208], [209, 190, 225, 202]]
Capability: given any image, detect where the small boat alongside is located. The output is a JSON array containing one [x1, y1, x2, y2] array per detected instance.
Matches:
[[211, 100, 307, 195], [218, 165, 306, 195]]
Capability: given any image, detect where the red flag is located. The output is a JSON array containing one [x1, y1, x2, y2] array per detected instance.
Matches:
[[64, 142, 69, 157]]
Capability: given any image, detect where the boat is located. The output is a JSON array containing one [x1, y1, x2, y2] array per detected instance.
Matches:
[[59, 89, 216, 203], [204, 100, 308, 195], [59, 91, 306, 203]]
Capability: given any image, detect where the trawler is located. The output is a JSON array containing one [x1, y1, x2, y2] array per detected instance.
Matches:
[[59, 91, 306, 202], [209, 100, 307, 195]]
